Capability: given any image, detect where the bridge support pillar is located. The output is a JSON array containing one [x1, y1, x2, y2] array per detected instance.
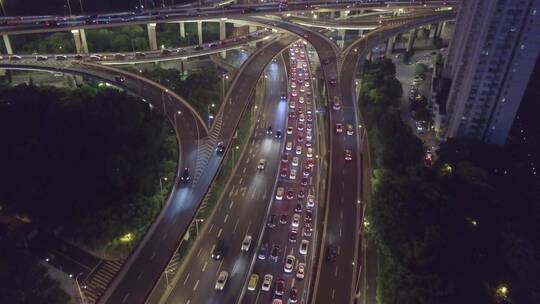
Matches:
[[71, 29, 88, 54], [337, 29, 345, 48], [179, 22, 186, 38], [2, 35, 13, 55], [386, 35, 395, 58], [406, 28, 416, 53], [147, 23, 158, 50], [197, 21, 203, 45], [219, 20, 226, 40]]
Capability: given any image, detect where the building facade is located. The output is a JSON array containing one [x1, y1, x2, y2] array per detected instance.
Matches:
[[443, 0, 540, 145]]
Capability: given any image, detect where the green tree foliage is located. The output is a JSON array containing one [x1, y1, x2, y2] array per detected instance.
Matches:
[[86, 26, 148, 52], [0, 240, 71, 304], [11, 32, 75, 54], [0, 84, 177, 249]]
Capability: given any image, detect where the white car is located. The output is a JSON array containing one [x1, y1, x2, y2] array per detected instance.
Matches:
[[289, 168, 297, 180], [306, 131, 312, 141], [286, 142, 293, 151], [241, 235, 252, 252], [299, 96, 304, 104], [306, 194, 315, 208], [284, 255, 295, 273], [299, 114, 305, 122], [291, 81, 296, 88], [276, 186, 284, 200], [305, 81, 310, 87], [287, 126, 293, 134], [262, 274, 273, 291], [292, 213, 300, 228], [289, 102, 296, 109], [296, 263, 305, 279], [299, 239, 309, 255], [215, 270, 228, 291], [257, 159, 266, 170], [295, 145, 302, 155], [292, 156, 299, 167], [306, 147, 313, 158]]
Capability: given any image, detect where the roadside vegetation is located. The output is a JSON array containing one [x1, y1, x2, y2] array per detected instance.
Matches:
[[0, 81, 177, 251], [360, 58, 539, 304]]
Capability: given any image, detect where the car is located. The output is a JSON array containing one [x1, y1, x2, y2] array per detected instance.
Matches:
[[289, 102, 296, 109], [74, 54, 84, 60], [180, 167, 190, 183], [55, 55, 68, 61], [332, 96, 341, 110], [284, 255, 295, 272], [306, 159, 314, 169], [135, 52, 146, 58], [306, 131, 313, 141], [306, 114, 313, 122], [306, 122, 313, 132], [257, 159, 266, 170], [258, 243, 269, 260], [194, 45, 203, 50], [267, 125, 273, 135], [292, 213, 300, 228], [289, 230, 297, 243], [306, 147, 313, 158], [296, 263, 305, 279], [303, 168, 311, 178], [297, 108, 303, 115], [288, 111, 296, 119], [267, 215, 277, 228], [280, 94, 287, 102], [299, 114, 305, 122], [212, 240, 226, 260], [346, 124, 354, 135], [335, 123, 343, 133], [276, 187, 284, 200], [215, 142, 225, 155], [291, 90, 298, 97], [215, 270, 228, 291], [275, 130, 282, 139], [296, 134, 304, 143], [289, 287, 298, 303], [248, 274, 259, 291], [327, 245, 337, 262], [282, 153, 289, 163], [275, 278, 285, 295], [301, 177, 309, 186], [89, 54, 103, 60], [291, 156, 299, 167], [113, 53, 126, 59], [262, 274, 273, 291], [305, 209, 313, 222], [161, 49, 172, 55], [295, 145, 302, 155], [302, 224, 312, 237], [286, 190, 295, 200], [294, 203, 302, 213], [114, 75, 126, 83], [298, 123, 304, 131], [280, 166, 288, 178], [280, 213, 288, 224], [289, 168, 297, 180], [291, 81, 296, 89], [286, 141, 293, 150], [299, 97, 304, 104], [272, 299, 283, 304], [270, 245, 280, 262], [300, 86, 305, 93], [241, 235, 252, 252], [344, 149, 352, 161], [287, 127, 293, 134], [306, 194, 315, 208], [176, 48, 186, 54], [328, 78, 337, 85], [298, 189, 306, 199]]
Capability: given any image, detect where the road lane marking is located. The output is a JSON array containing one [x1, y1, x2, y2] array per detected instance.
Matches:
[[243, 167, 247, 174], [332, 288, 335, 299], [337, 246, 341, 256], [209, 223, 214, 233], [229, 200, 235, 209], [239, 177, 244, 184], [216, 259, 224, 275], [186, 300, 190, 304], [202, 261, 208, 272], [193, 279, 199, 291], [196, 248, 202, 257], [217, 228, 223, 238], [224, 214, 229, 223], [339, 227, 342, 237], [183, 273, 190, 285], [137, 271, 143, 280], [340, 211, 343, 219], [210, 244, 216, 255], [335, 266, 339, 277], [233, 218, 240, 233]]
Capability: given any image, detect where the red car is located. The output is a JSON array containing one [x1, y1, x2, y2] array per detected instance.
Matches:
[[344, 149, 352, 161]]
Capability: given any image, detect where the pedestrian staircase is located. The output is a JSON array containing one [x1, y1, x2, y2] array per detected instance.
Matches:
[[83, 260, 124, 303]]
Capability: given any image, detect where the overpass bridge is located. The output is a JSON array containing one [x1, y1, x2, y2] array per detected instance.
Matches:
[[0, 4, 458, 304]]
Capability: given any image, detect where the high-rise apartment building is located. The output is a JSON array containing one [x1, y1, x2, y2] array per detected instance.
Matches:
[[443, 0, 540, 145]]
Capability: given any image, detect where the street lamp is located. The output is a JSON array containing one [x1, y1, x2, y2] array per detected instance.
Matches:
[[207, 103, 216, 126], [159, 177, 168, 196], [195, 218, 204, 236], [174, 110, 181, 126]]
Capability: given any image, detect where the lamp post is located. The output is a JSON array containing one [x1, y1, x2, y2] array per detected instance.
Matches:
[[195, 218, 204, 236], [159, 177, 168, 196], [65, 0, 72, 16], [174, 110, 181, 127], [162, 89, 169, 116], [207, 103, 215, 126]]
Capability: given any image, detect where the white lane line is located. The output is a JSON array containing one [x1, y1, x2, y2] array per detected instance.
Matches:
[[229, 200, 235, 209], [137, 271, 143, 280], [196, 248, 202, 257], [202, 261, 208, 272], [233, 218, 240, 233], [210, 244, 216, 255], [339, 227, 342, 237], [209, 223, 214, 233], [193, 279, 199, 291], [340, 211, 343, 220], [228, 188, 234, 198], [332, 288, 335, 299], [183, 273, 190, 285], [243, 167, 247, 174], [217, 228, 223, 238], [335, 266, 339, 277], [187, 300, 190, 304], [232, 260, 240, 274], [216, 259, 224, 276], [337, 246, 341, 256], [224, 214, 229, 223], [239, 177, 244, 184]]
